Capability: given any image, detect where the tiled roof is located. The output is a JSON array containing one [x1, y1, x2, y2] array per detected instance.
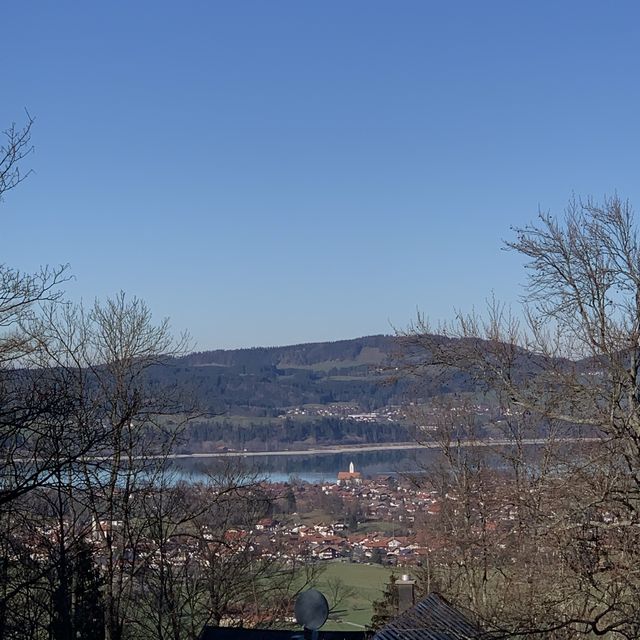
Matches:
[[372, 593, 482, 640], [199, 628, 366, 640]]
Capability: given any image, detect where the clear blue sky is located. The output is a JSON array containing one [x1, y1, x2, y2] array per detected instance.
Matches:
[[2, 1, 640, 349]]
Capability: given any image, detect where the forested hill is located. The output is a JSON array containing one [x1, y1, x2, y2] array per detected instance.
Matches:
[[155, 335, 403, 416], [180, 334, 395, 371], [145, 334, 489, 452], [145, 336, 409, 451], [144, 334, 588, 452]]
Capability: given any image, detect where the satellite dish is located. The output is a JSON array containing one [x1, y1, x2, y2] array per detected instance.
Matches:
[[295, 589, 329, 630]]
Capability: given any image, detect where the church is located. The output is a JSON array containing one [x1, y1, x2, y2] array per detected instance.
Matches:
[[337, 461, 362, 485]]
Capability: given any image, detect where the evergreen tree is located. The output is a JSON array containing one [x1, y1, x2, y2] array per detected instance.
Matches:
[[73, 543, 105, 640], [369, 574, 398, 631], [285, 486, 297, 514]]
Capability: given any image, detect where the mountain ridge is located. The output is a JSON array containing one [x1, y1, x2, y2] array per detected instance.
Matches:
[[177, 334, 396, 370]]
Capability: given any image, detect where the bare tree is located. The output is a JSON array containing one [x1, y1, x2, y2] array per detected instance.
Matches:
[[0, 115, 320, 639], [400, 196, 640, 639], [0, 113, 34, 202], [0, 289, 191, 639], [0, 116, 194, 638], [191, 461, 319, 630]]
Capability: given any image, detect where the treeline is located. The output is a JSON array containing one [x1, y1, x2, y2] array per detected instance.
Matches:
[[145, 359, 408, 414], [177, 417, 411, 452]]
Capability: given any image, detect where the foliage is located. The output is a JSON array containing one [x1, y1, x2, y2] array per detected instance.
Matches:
[[369, 574, 399, 632]]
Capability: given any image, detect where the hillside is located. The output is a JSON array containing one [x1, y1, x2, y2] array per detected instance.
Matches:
[[144, 334, 497, 453], [155, 335, 397, 413], [145, 333, 593, 453]]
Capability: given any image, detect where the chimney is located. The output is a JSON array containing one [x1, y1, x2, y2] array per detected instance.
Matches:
[[396, 574, 416, 613]]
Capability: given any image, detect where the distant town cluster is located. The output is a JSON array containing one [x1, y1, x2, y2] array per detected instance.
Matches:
[[20, 467, 512, 573], [282, 403, 407, 423]]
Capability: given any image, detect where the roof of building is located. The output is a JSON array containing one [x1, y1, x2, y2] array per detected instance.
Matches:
[[199, 628, 366, 640], [372, 593, 482, 640], [199, 594, 481, 640], [337, 471, 362, 480]]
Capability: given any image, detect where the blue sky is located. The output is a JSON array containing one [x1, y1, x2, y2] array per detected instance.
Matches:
[[2, 1, 640, 349]]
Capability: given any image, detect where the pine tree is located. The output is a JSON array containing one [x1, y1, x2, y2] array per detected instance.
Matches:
[[73, 543, 105, 640], [368, 574, 398, 631], [285, 486, 297, 514]]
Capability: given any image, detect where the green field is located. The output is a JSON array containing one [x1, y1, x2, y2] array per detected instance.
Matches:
[[314, 562, 394, 631]]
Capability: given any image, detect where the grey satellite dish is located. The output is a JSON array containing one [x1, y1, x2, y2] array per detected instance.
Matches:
[[295, 589, 329, 631]]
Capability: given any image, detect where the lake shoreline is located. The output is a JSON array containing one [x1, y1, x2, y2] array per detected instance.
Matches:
[[170, 436, 599, 459]]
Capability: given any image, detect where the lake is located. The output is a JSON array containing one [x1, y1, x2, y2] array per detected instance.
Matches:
[[170, 447, 444, 484], [168, 439, 579, 484]]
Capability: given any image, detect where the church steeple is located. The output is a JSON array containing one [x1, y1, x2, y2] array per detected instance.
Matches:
[[337, 461, 362, 485]]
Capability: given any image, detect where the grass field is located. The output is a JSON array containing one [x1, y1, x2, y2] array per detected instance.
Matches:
[[314, 562, 394, 631]]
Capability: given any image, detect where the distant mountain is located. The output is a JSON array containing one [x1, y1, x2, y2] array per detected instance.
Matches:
[[150, 335, 402, 415], [149, 333, 579, 452], [146, 334, 488, 453]]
